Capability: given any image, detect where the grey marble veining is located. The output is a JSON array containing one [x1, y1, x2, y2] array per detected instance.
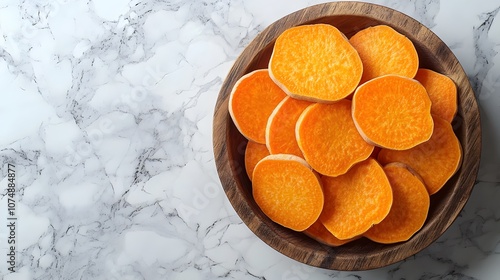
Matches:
[[1, 0, 500, 279]]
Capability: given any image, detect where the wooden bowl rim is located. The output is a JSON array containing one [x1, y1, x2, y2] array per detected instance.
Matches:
[[213, 1, 481, 271]]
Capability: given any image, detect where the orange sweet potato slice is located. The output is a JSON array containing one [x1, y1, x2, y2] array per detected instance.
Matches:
[[266, 96, 312, 157], [244, 141, 270, 181], [349, 25, 419, 83], [378, 116, 462, 195], [269, 24, 363, 102], [370, 146, 382, 159], [229, 69, 287, 144], [364, 163, 430, 244], [252, 154, 324, 231], [304, 220, 359, 247], [414, 68, 458, 123], [352, 74, 434, 150], [320, 158, 393, 240], [296, 100, 374, 177]]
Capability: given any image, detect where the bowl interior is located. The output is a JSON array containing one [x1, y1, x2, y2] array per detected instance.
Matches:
[[213, 2, 481, 271]]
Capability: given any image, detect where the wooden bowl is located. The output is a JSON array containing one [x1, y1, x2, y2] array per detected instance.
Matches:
[[213, 1, 481, 270]]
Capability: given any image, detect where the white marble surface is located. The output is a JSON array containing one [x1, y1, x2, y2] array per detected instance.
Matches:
[[0, 0, 499, 279]]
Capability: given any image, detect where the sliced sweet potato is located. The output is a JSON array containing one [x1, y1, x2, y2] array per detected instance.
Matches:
[[364, 163, 430, 244], [229, 69, 287, 144], [304, 220, 359, 247], [252, 154, 324, 231], [266, 96, 312, 157], [269, 24, 363, 102], [296, 100, 374, 177], [370, 146, 382, 159], [352, 74, 434, 150], [244, 141, 270, 181], [349, 25, 419, 83], [378, 116, 462, 195], [320, 158, 393, 240], [414, 68, 457, 123]]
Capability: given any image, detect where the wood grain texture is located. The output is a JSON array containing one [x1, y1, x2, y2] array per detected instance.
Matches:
[[212, 1, 481, 271]]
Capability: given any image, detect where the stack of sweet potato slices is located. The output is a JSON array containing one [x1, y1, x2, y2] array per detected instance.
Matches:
[[228, 24, 462, 245]]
